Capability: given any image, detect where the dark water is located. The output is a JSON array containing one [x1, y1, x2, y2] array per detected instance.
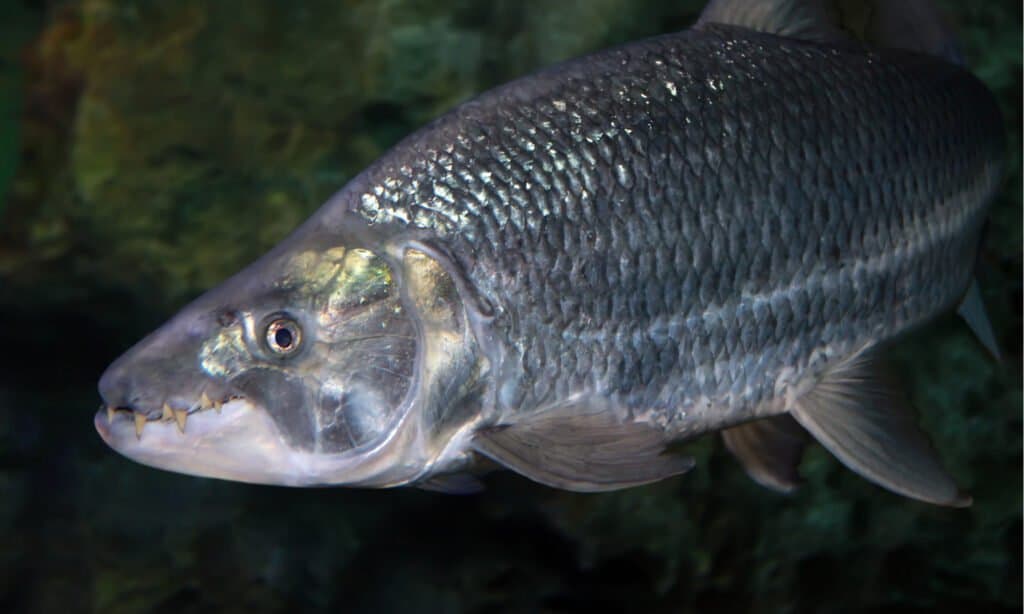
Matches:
[[0, 1, 1020, 612]]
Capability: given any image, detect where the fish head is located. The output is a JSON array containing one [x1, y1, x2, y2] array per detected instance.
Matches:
[[96, 226, 488, 487]]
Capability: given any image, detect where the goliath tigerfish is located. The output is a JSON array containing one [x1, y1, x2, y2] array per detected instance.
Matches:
[[95, 0, 1005, 506]]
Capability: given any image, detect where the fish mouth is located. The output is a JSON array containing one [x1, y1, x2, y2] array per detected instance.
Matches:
[[94, 393, 426, 487], [93, 395, 313, 485], [98, 391, 243, 439]]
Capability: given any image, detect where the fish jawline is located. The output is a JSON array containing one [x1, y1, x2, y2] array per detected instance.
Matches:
[[93, 397, 428, 487]]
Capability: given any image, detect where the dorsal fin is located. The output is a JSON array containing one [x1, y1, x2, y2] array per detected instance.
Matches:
[[697, 0, 848, 43], [697, 0, 964, 65], [855, 1, 965, 66]]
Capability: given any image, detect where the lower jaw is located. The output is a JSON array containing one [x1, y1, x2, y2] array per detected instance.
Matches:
[[93, 398, 311, 484], [94, 397, 431, 488]]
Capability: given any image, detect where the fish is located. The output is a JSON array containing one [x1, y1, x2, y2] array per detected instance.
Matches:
[[95, 0, 1005, 505]]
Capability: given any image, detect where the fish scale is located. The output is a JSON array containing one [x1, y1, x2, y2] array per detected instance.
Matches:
[[347, 25, 1002, 428]]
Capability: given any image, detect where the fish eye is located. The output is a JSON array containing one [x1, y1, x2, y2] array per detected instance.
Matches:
[[264, 317, 302, 356]]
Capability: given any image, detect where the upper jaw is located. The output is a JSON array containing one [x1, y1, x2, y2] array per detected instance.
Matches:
[[99, 382, 243, 439]]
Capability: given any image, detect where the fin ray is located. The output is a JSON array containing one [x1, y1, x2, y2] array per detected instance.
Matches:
[[472, 401, 693, 493], [722, 415, 809, 493], [958, 279, 1001, 360], [698, 0, 847, 42], [698, 0, 963, 65], [416, 473, 484, 495], [791, 347, 970, 507]]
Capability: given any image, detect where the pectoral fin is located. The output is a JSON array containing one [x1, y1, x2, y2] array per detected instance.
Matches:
[[472, 403, 694, 493], [958, 279, 1001, 361], [791, 348, 970, 507], [416, 473, 484, 495], [722, 415, 809, 493]]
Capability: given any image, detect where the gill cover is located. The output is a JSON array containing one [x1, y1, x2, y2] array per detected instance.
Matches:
[[392, 243, 493, 481], [257, 239, 491, 487]]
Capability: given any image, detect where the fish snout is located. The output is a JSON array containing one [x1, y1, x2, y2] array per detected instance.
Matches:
[[97, 310, 240, 441], [98, 351, 142, 411], [98, 318, 204, 411]]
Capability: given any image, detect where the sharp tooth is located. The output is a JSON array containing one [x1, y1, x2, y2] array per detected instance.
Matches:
[[162, 403, 174, 421], [200, 392, 213, 410], [174, 409, 188, 433], [107, 406, 116, 423], [134, 412, 146, 439], [213, 399, 222, 413]]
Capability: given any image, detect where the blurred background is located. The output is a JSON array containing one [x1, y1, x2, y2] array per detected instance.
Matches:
[[0, 1, 1020, 612]]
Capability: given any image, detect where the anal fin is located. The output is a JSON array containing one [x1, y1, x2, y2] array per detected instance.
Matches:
[[958, 279, 1001, 361], [472, 400, 694, 493], [722, 414, 809, 493], [791, 347, 970, 507]]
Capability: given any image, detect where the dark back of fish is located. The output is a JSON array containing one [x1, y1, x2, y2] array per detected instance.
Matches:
[[344, 24, 1004, 427]]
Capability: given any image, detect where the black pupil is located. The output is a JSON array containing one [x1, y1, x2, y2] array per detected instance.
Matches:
[[274, 327, 293, 349]]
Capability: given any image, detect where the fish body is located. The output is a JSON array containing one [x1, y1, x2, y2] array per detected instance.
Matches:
[[345, 22, 1002, 434], [96, 0, 1004, 505]]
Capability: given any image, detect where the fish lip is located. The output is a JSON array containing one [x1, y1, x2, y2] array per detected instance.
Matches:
[[94, 409, 114, 443]]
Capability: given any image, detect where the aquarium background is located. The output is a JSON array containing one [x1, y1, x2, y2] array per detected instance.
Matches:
[[0, 1, 1020, 612]]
